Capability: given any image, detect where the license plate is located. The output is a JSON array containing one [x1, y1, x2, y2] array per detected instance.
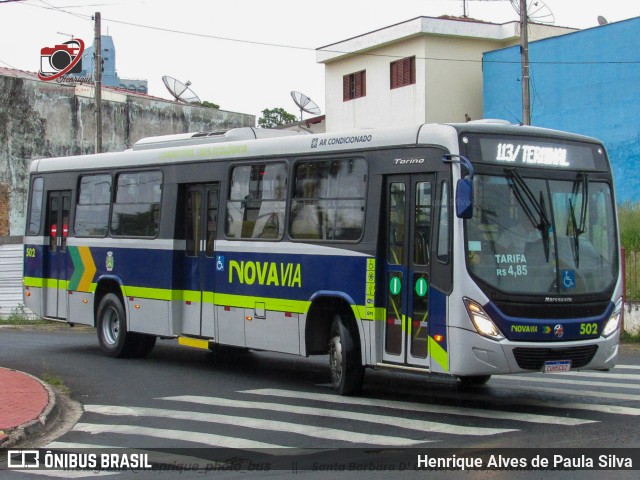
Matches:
[[543, 360, 572, 373]]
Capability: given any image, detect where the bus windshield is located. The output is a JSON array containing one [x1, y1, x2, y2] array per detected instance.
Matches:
[[466, 173, 617, 295]]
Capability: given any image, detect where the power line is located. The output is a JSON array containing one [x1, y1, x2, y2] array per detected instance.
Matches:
[[18, 0, 640, 66]]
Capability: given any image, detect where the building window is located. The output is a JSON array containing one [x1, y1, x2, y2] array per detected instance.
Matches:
[[343, 70, 366, 101], [390, 56, 415, 89]]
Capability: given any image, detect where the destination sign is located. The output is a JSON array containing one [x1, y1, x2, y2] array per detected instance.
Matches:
[[463, 135, 604, 171]]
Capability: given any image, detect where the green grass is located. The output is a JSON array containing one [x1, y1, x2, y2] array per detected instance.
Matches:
[[41, 371, 71, 396], [621, 330, 640, 344], [0, 305, 50, 325]]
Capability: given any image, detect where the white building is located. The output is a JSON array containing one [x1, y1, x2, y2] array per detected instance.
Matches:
[[317, 16, 575, 132]]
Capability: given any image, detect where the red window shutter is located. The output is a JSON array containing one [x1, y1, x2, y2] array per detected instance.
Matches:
[[390, 57, 415, 89], [343, 75, 350, 101], [402, 58, 411, 85], [391, 61, 398, 89], [359, 70, 366, 97]]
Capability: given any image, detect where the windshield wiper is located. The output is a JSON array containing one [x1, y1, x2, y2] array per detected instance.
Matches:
[[506, 169, 552, 262], [568, 174, 588, 268]]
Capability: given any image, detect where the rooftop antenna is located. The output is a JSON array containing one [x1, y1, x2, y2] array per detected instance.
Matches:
[[290, 91, 321, 122], [510, 0, 555, 25], [162, 75, 201, 104], [597, 15, 609, 25]]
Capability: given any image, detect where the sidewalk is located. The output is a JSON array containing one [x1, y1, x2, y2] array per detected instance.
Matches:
[[0, 367, 57, 447]]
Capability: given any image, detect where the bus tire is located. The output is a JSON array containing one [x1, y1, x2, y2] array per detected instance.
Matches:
[[329, 314, 364, 396], [96, 293, 135, 358], [458, 375, 491, 386]]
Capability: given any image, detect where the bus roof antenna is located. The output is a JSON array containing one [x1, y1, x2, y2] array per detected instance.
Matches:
[[162, 75, 202, 104], [291, 91, 322, 122]]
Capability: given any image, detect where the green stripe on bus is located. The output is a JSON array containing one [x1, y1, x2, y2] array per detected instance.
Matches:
[[428, 336, 449, 372], [24, 276, 44, 288], [25, 277, 379, 321]]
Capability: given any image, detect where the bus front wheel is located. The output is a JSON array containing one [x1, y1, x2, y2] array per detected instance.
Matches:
[[329, 315, 364, 396]]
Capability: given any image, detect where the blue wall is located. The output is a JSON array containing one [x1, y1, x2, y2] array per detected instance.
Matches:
[[483, 18, 640, 203]]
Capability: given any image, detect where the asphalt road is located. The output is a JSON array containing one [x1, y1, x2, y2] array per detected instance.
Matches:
[[1, 325, 639, 480]]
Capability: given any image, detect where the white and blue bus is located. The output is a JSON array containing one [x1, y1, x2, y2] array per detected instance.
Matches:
[[23, 122, 622, 394]]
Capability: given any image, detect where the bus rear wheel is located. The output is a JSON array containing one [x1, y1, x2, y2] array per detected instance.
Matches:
[[96, 293, 155, 358], [329, 314, 364, 396]]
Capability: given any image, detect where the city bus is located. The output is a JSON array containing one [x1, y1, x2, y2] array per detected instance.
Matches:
[[23, 121, 622, 395]]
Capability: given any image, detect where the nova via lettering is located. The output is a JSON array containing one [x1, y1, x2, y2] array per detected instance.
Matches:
[[228, 260, 302, 287]]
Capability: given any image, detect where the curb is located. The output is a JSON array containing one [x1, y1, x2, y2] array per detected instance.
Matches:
[[0, 371, 59, 448]]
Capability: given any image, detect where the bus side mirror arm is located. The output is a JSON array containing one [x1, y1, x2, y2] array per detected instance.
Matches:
[[443, 154, 474, 220]]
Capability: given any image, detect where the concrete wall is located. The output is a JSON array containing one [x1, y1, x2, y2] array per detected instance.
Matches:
[[624, 303, 640, 336], [483, 17, 640, 203], [0, 74, 254, 236]]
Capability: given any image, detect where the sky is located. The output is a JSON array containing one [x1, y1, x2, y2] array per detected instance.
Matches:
[[0, 0, 637, 121]]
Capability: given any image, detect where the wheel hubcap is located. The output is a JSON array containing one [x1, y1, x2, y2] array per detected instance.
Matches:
[[329, 336, 343, 384], [102, 307, 120, 345]]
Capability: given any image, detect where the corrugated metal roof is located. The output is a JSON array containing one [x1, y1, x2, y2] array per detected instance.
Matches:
[[0, 244, 35, 319]]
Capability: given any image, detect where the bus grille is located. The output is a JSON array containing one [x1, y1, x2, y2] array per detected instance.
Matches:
[[512, 345, 598, 370]]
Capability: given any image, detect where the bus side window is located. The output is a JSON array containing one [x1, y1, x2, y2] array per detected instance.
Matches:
[[27, 177, 44, 236], [437, 180, 450, 263], [225, 163, 286, 240]]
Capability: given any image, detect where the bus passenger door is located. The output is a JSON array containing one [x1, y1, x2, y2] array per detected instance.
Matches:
[[43, 190, 70, 319], [382, 175, 434, 369], [182, 184, 219, 337]]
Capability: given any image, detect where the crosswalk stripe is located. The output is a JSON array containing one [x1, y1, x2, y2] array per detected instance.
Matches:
[[494, 375, 640, 390], [84, 405, 431, 446], [236, 389, 596, 426], [522, 400, 640, 416], [72, 423, 289, 451], [615, 364, 640, 370], [162, 395, 518, 435], [520, 371, 640, 381], [489, 384, 640, 402]]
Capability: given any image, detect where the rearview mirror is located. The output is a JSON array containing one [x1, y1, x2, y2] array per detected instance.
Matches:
[[456, 177, 473, 219]]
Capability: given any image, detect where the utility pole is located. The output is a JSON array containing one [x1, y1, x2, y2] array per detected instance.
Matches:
[[519, 0, 531, 125], [94, 11, 102, 153]]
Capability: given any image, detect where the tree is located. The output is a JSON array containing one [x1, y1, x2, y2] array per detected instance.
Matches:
[[258, 107, 297, 128], [200, 100, 220, 109]]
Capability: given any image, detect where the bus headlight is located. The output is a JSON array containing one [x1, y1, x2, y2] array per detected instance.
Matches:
[[463, 298, 504, 341], [602, 298, 623, 338]]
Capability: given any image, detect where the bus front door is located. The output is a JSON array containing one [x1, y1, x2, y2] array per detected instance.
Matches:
[[43, 190, 70, 319], [182, 184, 219, 338], [382, 175, 434, 369]]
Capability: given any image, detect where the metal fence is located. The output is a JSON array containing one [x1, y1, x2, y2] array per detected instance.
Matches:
[[0, 243, 25, 318]]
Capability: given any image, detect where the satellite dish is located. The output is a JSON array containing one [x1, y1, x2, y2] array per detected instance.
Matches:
[[291, 91, 321, 121], [510, 0, 555, 25], [162, 75, 201, 104], [597, 15, 609, 26]]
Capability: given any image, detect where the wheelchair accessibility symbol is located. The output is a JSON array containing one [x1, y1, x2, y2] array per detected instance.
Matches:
[[561, 269, 575, 289], [216, 256, 225, 272]]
